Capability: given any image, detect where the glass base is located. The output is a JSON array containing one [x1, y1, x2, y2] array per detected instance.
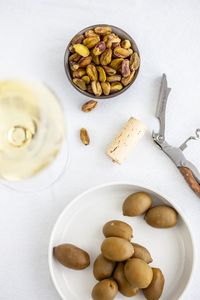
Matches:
[[0, 139, 70, 193]]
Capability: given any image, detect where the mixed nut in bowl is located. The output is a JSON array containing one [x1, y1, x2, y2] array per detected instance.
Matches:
[[64, 24, 140, 99]]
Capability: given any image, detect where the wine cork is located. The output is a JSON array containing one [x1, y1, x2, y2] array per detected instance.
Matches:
[[106, 117, 147, 164]]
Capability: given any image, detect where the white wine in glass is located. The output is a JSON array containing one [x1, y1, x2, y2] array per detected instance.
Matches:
[[0, 80, 66, 187]]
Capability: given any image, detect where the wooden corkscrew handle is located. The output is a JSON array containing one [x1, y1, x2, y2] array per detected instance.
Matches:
[[179, 166, 200, 197]]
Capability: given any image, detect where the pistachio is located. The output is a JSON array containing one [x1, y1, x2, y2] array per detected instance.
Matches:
[[91, 52, 100, 65], [73, 78, 87, 90], [130, 52, 140, 71], [121, 71, 135, 86], [69, 53, 81, 62], [68, 27, 138, 96], [128, 49, 133, 55], [82, 75, 90, 84], [94, 26, 112, 35], [110, 82, 123, 93], [80, 128, 90, 145], [87, 84, 93, 94], [114, 47, 132, 58], [72, 68, 86, 78], [83, 36, 100, 49], [93, 42, 106, 56], [100, 49, 112, 66], [82, 100, 97, 112], [109, 58, 124, 70], [121, 59, 130, 77], [79, 56, 92, 68], [73, 44, 90, 57], [101, 82, 111, 96], [84, 29, 98, 37], [103, 34, 111, 44], [111, 42, 121, 49], [69, 45, 75, 53], [69, 61, 80, 71], [104, 33, 121, 48], [91, 81, 102, 96], [103, 66, 117, 76], [107, 75, 122, 83], [97, 66, 106, 82], [121, 39, 131, 49], [86, 64, 98, 81], [71, 34, 84, 45]]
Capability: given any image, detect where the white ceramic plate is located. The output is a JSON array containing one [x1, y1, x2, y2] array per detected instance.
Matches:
[[48, 183, 195, 300]]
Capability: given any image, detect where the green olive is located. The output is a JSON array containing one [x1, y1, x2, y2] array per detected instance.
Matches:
[[53, 243, 90, 270], [92, 279, 118, 300], [101, 237, 134, 261], [113, 262, 139, 297], [93, 254, 116, 281], [145, 205, 177, 228], [123, 192, 152, 216], [103, 220, 133, 241], [124, 258, 153, 288], [131, 243, 153, 263], [143, 268, 165, 300]]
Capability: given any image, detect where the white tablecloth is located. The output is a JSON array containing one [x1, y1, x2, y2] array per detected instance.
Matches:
[[0, 1, 200, 299]]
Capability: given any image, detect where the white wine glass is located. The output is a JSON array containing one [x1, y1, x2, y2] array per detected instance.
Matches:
[[0, 80, 69, 192]]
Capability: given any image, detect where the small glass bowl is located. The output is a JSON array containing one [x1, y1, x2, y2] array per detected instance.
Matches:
[[64, 24, 140, 99]]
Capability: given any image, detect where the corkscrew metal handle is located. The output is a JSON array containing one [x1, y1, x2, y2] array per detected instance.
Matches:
[[153, 74, 200, 198]]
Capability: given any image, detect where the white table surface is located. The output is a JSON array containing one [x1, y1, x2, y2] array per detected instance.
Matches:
[[0, 1, 200, 299]]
